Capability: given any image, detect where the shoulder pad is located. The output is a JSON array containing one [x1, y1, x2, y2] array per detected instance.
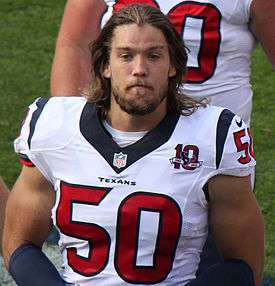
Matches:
[[217, 110, 255, 172], [15, 97, 87, 153]]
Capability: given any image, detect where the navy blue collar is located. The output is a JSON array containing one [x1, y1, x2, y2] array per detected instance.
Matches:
[[80, 102, 179, 173]]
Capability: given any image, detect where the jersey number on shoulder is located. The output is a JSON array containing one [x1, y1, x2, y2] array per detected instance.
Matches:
[[56, 181, 182, 283], [113, 0, 222, 83], [234, 127, 255, 164]]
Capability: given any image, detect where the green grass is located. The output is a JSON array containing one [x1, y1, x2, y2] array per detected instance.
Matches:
[[0, 0, 66, 183], [251, 48, 275, 277], [0, 0, 274, 282]]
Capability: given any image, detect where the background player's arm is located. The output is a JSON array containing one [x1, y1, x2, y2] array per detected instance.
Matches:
[[250, 0, 275, 68], [2, 165, 54, 267], [208, 174, 264, 286], [50, 0, 107, 96], [0, 176, 9, 254]]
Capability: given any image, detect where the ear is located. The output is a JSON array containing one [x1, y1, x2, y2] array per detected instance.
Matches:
[[168, 64, 176, 77], [103, 63, 111, 78]]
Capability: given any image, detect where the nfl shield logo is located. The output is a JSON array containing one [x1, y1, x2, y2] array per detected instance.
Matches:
[[113, 152, 128, 168]]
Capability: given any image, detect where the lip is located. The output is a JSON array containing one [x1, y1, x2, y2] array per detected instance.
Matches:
[[127, 84, 152, 90]]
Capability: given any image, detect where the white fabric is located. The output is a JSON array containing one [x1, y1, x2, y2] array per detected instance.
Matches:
[[102, 120, 147, 147], [14, 97, 256, 286]]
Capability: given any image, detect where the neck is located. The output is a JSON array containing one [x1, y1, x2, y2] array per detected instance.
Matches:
[[106, 99, 167, 132]]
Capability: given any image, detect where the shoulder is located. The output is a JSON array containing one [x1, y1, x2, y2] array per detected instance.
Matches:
[[178, 105, 227, 127], [217, 110, 255, 174], [200, 106, 255, 173], [15, 97, 88, 153], [226, 0, 253, 23], [199, 105, 255, 174], [176, 105, 231, 149], [177, 105, 255, 173], [35, 96, 87, 122], [27, 96, 86, 120]]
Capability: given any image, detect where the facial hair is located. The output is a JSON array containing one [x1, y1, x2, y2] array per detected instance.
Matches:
[[112, 84, 168, 116]]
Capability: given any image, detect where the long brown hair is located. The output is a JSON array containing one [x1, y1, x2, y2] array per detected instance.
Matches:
[[86, 4, 206, 117]]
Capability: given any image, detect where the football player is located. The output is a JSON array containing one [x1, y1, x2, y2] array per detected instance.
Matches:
[[49, 0, 275, 276], [3, 5, 264, 286]]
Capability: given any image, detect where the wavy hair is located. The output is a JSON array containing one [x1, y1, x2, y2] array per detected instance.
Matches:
[[86, 4, 206, 117]]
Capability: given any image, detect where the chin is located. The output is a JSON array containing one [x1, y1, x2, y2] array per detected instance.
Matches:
[[121, 102, 158, 116]]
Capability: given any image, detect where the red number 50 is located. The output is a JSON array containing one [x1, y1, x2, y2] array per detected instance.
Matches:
[[234, 128, 255, 164], [56, 181, 182, 284]]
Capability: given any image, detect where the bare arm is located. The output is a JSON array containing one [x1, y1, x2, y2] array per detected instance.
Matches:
[[0, 176, 9, 254], [208, 175, 264, 286], [2, 166, 55, 267], [250, 0, 275, 69], [51, 0, 107, 96]]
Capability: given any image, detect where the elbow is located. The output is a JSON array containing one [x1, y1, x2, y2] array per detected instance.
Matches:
[[2, 238, 12, 270], [2, 231, 24, 271]]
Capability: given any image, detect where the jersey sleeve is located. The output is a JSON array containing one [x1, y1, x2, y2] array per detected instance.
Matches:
[[232, 0, 253, 23], [14, 98, 47, 163], [14, 98, 53, 182], [215, 109, 255, 177]]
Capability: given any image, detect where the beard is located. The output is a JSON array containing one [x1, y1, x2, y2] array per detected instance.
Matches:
[[112, 84, 167, 116]]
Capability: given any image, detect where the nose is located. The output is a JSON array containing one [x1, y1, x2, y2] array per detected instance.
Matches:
[[132, 55, 148, 77]]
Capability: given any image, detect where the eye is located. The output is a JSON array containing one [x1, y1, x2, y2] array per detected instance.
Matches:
[[148, 53, 161, 61], [119, 53, 133, 61]]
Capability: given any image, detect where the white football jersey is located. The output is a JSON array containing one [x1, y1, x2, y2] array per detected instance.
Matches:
[[102, 0, 256, 124], [15, 97, 255, 286]]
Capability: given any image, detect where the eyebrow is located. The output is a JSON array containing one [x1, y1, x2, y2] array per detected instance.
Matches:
[[114, 46, 167, 52]]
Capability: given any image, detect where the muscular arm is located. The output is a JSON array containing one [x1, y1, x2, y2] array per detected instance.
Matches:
[[51, 0, 107, 96], [208, 175, 264, 286], [250, 0, 275, 69], [2, 166, 55, 267], [0, 176, 9, 254]]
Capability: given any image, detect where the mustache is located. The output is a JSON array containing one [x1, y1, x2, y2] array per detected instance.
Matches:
[[126, 81, 153, 90]]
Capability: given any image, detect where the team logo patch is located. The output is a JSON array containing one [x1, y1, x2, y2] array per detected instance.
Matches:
[[113, 152, 128, 169], [170, 144, 202, 170]]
